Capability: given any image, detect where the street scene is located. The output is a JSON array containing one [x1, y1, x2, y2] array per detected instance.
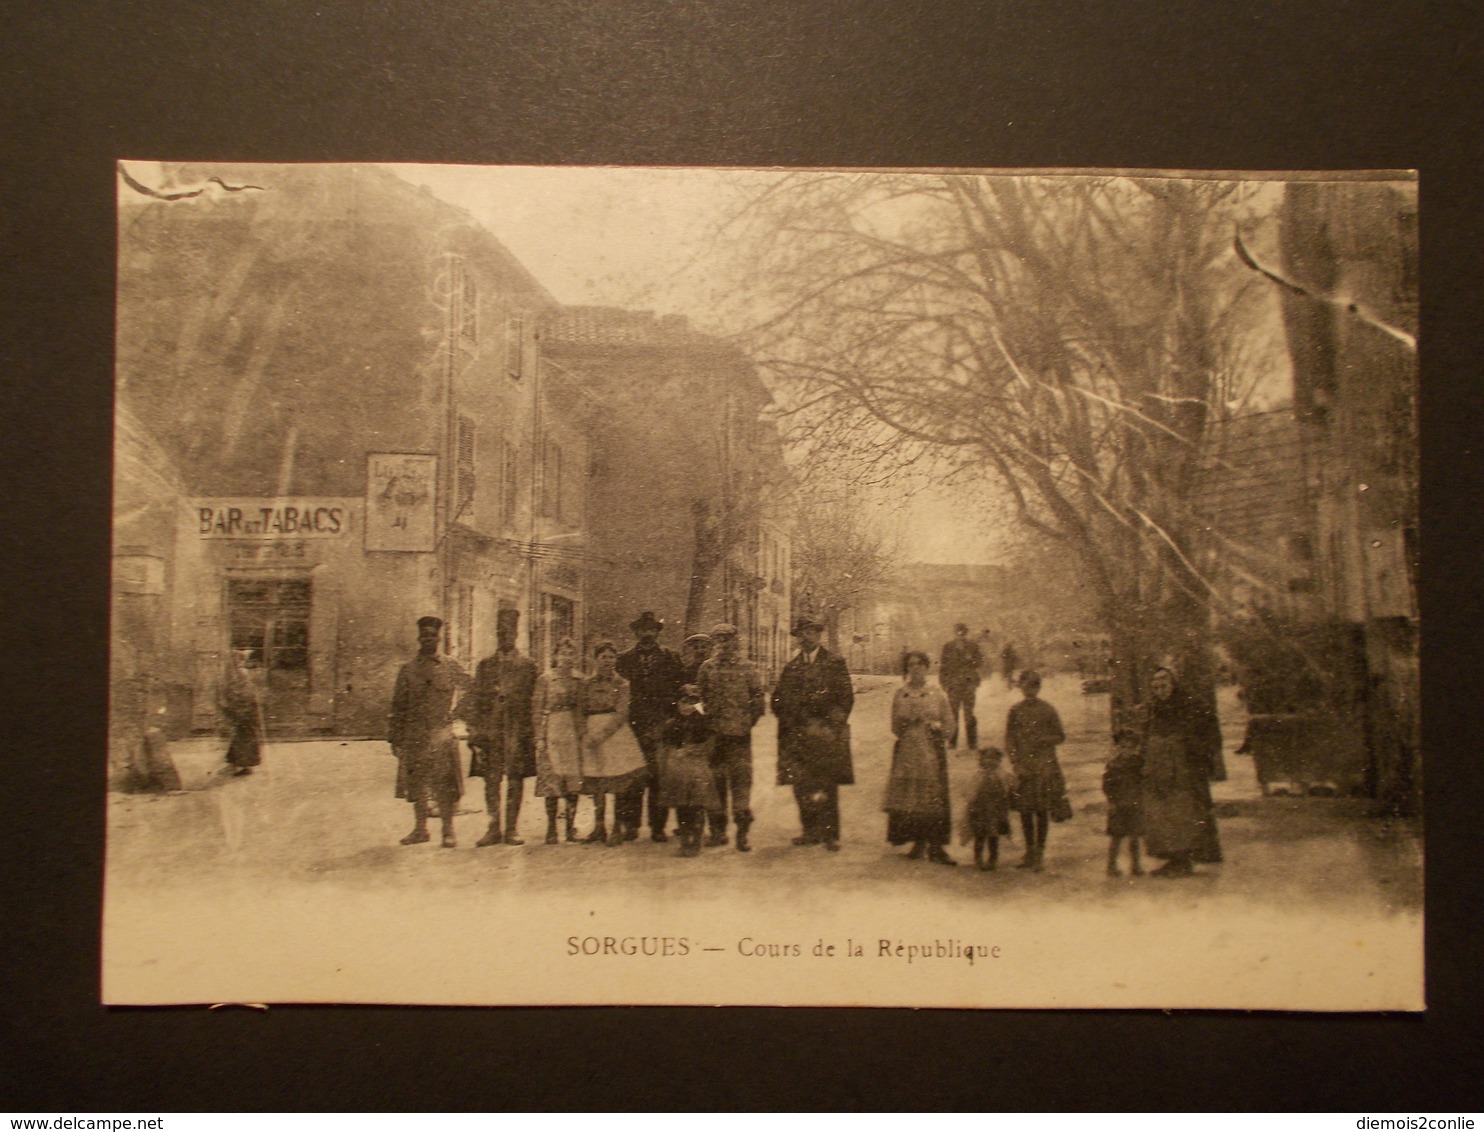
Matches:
[[106, 163, 1421, 1009]]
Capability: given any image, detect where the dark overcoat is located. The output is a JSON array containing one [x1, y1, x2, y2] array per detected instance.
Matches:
[[771, 647, 855, 788], [388, 653, 467, 806], [457, 648, 537, 779], [615, 643, 688, 735]]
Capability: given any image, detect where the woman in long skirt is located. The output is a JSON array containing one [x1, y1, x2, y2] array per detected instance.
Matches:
[[580, 641, 650, 845], [219, 648, 265, 777], [534, 637, 585, 844], [1138, 666, 1223, 877], [884, 650, 956, 865]]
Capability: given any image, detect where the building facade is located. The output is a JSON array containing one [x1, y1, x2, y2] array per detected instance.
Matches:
[[542, 307, 793, 681], [115, 163, 581, 740]]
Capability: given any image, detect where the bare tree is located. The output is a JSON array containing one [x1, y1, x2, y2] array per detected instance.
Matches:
[[790, 479, 899, 654], [725, 172, 1271, 718]]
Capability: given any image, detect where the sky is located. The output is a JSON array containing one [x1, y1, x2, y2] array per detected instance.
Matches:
[[384, 164, 1296, 567], [386, 164, 1022, 565]]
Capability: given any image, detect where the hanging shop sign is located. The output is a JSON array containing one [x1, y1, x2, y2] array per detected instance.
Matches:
[[365, 452, 437, 552]]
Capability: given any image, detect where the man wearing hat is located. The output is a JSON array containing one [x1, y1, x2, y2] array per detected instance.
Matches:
[[615, 611, 689, 842], [681, 632, 714, 685], [696, 622, 765, 851], [939, 621, 985, 749], [456, 607, 537, 847], [388, 616, 470, 848], [771, 614, 855, 851]]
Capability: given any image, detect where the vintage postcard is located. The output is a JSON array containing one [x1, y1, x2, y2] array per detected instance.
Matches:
[[105, 162, 1421, 1009]]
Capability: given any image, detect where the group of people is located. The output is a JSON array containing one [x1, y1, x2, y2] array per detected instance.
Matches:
[[882, 623, 1225, 877], [383, 607, 1225, 878], [388, 608, 799, 856]]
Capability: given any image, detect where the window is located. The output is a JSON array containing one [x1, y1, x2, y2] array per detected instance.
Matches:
[[457, 264, 478, 344], [455, 414, 476, 519], [453, 584, 474, 661], [502, 440, 519, 529], [541, 436, 563, 521], [506, 313, 524, 379]]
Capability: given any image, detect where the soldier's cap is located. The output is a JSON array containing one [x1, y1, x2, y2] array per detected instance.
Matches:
[[630, 611, 665, 633], [709, 622, 738, 638], [791, 615, 825, 635], [678, 684, 703, 703], [496, 608, 520, 626], [954, 622, 968, 633], [683, 632, 713, 647], [416, 616, 444, 631]]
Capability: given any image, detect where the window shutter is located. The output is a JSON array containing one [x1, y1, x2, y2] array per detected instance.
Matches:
[[456, 414, 476, 515]]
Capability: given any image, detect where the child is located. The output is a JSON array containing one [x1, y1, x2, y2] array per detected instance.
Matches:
[[1005, 670, 1068, 871], [658, 685, 721, 857], [963, 746, 1013, 871], [1103, 727, 1144, 877]]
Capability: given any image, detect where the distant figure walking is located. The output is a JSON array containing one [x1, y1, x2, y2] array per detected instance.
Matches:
[[772, 615, 855, 852], [1005, 671, 1070, 871], [939, 622, 984, 748], [458, 607, 537, 847], [884, 650, 956, 865], [219, 647, 265, 777], [388, 616, 469, 848], [1000, 641, 1020, 689], [1137, 666, 1224, 878]]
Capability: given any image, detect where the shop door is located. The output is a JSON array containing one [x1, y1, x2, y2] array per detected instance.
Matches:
[[226, 577, 312, 729]]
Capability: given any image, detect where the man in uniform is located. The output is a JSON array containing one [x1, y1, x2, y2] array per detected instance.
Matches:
[[615, 611, 688, 842], [696, 622, 765, 851], [771, 615, 855, 851], [388, 615, 470, 848], [458, 607, 537, 847], [939, 621, 985, 749]]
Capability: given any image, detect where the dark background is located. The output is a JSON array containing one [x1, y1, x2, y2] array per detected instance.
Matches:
[[2, 0, 1480, 1112]]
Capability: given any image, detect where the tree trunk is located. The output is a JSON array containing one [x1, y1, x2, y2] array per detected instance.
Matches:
[[685, 500, 723, 636]]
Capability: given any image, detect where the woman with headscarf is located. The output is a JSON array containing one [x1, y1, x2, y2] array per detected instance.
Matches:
[[1138, 666, 1224, 878], [884, 650, 956, 864], [533, 637, 585, 844]]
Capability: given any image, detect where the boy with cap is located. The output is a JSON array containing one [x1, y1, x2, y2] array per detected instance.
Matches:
[[696, 622, 765, 850]]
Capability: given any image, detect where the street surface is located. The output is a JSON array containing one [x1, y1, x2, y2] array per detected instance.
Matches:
[[103, 673, 1424, 1009]]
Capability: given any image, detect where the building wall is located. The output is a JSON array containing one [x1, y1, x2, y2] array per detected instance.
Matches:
[[115, 163, 576, 740], [543, 308, 791, 673]]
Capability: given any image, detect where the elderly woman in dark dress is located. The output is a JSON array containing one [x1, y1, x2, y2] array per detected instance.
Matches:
[[884, 650, 956, 865], [1138, 666, 1224, 877]]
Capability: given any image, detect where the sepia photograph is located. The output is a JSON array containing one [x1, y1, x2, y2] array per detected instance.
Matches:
[[104, 161, 1421, 1010]]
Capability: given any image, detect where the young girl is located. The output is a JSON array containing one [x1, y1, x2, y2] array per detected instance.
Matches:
[[1005, 671, 1069, 871], [1103, 727, 1144, 877], [658, 685, 721, 857], [963, 746, 1013, 871], [533, 637, 585, 844]]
